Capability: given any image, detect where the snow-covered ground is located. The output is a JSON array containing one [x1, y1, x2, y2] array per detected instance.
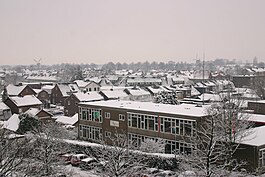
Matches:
[[63, 165, 98, 177]]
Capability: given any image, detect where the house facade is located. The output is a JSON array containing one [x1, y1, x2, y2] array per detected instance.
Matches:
[[51, 84, 79, 105], [25, 108, 53, 122], [36, 90, 50, 108], [78, 100, 208, 154], [64, 92, 103, 116]]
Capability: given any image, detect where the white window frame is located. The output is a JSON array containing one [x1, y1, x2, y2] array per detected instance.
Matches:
[[119, 114, 125, 121], [105, 112, 110, 119]]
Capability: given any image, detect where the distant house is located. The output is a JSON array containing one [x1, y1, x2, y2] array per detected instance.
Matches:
[[4, 95, 42, 114], [124, 87, 152, 102], [84, 81, 100, 92], [0, 102, 12, 121], [25, 75, 60, 83], [64, 92, 103, 116], [126, 77, 162, 87], [51, 83, 79, 105], [6, 84, 36, 97], [87, 77, 113, 87], [74, 80, 100, 92], [25, 108, 53, 122]]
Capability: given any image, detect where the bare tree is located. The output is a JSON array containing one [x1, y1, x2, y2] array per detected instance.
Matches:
[[139, 138, 165, 153], [86, 133, 148, 177], [0, 129, 30, 176], [179, 92, 252, 177], [24, 122, 71, 176]]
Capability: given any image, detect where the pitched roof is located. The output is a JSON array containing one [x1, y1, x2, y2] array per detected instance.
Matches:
[[6, 84, 26, 96], [0, 102, 10, 110], [25, 108, 40, 117], [42, 85, 54, 94], [55, 114, 78, 126], [74, 80, 89, 88], [9, 95, 42, 107], [3, 114, 20, 132], [57, 84, 79, 97]]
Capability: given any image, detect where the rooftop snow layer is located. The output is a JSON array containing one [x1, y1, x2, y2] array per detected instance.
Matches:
[[80, 100, 209, 117], [240, 126, 265, 146], [6, 84, 26, 96], [10, 95, 42, 107], [74, 92, 103, 102], [55, 114, 78, 125], [3, 114, 20, 132]]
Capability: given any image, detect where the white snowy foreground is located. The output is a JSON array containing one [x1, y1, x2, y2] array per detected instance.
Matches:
[[63, 165, 98, 177]]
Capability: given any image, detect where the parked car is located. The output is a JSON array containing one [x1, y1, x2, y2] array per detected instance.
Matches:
[[59, 153, 73, 164], [80, 157, 97, 170], [70, 154, 88, 166]]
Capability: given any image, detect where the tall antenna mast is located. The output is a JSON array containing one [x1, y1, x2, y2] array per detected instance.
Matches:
[[202, 51, 205, 105]]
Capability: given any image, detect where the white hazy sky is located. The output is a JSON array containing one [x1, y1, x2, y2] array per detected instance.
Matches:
[[0, 0, 264, 65]]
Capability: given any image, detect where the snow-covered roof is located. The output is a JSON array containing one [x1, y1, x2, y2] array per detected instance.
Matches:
[[100, 90, 129, 99], [146, 87, 164, 94], [191, 86, 200, 96], [0, 102, 10, 110], [127, 78, 162, 84], [80, 100, 209, 117], [6, 84, 26, 96], [199, 93, 222, 102], [25, 108, 41, 117], [127, 88, 151, 96], [55, 114, 78, 126], [3, 114, 20, 132], [74, 80, 89, 88], [240, 126, 265, 146], [26, 75, 59, 82], [33, 89, 42, 94], [73, 92, 103, 102], [242, 113, 265, 124], [42, 85, 54, 94], [57, 84, 79, 97], [9, 95, 42, 107], [87, 77, 101, 84], [100, 86, 132, 91]]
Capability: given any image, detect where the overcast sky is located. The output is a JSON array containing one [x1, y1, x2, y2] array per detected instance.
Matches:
[[0, 0, 264, 65]]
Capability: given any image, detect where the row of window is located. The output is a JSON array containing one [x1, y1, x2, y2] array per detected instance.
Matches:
[[128, 133, 192, 154], [128, 112, 196, 136], [79, 124, 102, 141], [80, 107, 126, 123], [80, 107, 102, 123]]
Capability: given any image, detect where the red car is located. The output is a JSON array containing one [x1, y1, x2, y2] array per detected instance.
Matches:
[[59, 153, 73, 164], [70, 154, 88, 166]]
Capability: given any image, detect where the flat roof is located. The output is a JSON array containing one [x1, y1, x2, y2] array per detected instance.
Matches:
[[80, 100, 209, 117]]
